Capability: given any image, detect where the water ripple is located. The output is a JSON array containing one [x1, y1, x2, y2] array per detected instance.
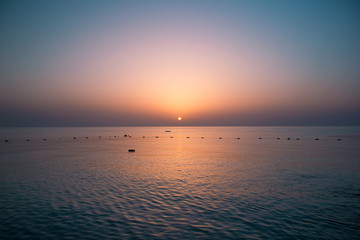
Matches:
[[1, 128, 360, 239]]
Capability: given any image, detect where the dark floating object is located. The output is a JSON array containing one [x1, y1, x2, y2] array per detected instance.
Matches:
[[219, 137, 222, 139], [99, 136, 101, 138], [277, 138, 280, 140], [73, 137, 76, 139], [258, 137, 262, 139], [114, 136, 117, 137], [236, 137, 240, 139], [296, 138, 300, 140], [315, 138, 319, 140], [4, 140, 8, 142], [128, 149, 135, 152], [155, 136, 159, 138], [124, 134, 128, 137], [201, 137, 204, 139], [142, 136, 145, 138], [165, 130, 171, 132], [287, 138, 291, 140], [26, 139, 30, 141], [186, 137, 190, 138], [43, 138, 47, 141], [86, 137, 88, 139], [337, 138, 342, 141], [170, 136, 173, 138]]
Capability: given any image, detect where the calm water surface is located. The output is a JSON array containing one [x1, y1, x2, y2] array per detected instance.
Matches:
[[1, 127, 360, 239]]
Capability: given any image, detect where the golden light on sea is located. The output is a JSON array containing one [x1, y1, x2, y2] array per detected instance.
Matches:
[[178, 117, 182, 121]]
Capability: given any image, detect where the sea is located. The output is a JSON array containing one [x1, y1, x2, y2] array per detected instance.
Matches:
[[1, 126, 359, 239]]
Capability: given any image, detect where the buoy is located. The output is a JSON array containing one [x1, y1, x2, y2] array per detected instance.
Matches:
[[124, 134, 127, 137], [86, 137, 88, 139], [186, 137, 190, 138], [337, 138, 342, 141], [236, 137, 240, 139], [4, 140, 8, 142], [259, 137, 262, 139], [219, 137, 222, 139], [277, 138, 280, 140], [296, 138, 300, 140], [155, 136, 159, 138], [287, 138, 290, 140], [170, 136, 173, 138], [315, 138, 319, 140], [142, 136, 145, 138], [73, 137, 76, 139], [99, 136, 101, 138], [43, 138, 47, 141], [201, 137, 204, 139], [128, 149, 135, 152], [26, 139, 30, 141]]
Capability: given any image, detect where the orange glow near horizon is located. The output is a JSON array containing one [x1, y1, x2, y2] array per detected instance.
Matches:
[[1, 1, 359, 126], [38, 24, 308, 122], [2, 2, 358, 127]]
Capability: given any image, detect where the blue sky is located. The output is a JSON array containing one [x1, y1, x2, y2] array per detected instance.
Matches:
[[1, 0, 359, 126]]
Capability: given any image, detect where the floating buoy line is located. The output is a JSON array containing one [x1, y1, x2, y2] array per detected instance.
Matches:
[[1, 135, 345, 153], [2, 135, 344, 143]]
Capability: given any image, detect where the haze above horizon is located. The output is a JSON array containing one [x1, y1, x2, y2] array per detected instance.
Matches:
[[1, 0, 359, 126]]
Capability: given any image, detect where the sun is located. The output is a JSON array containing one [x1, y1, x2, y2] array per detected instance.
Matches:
[[178, 117, 182, 121]]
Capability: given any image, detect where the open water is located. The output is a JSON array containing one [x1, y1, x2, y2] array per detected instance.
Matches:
[[1, 126, 360, 239]]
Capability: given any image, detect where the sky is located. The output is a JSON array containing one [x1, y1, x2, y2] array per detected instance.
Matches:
[[0, 0, 359, 126]]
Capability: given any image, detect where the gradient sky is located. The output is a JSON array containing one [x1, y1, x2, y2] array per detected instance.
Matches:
[[1, 0, 359, 126]]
